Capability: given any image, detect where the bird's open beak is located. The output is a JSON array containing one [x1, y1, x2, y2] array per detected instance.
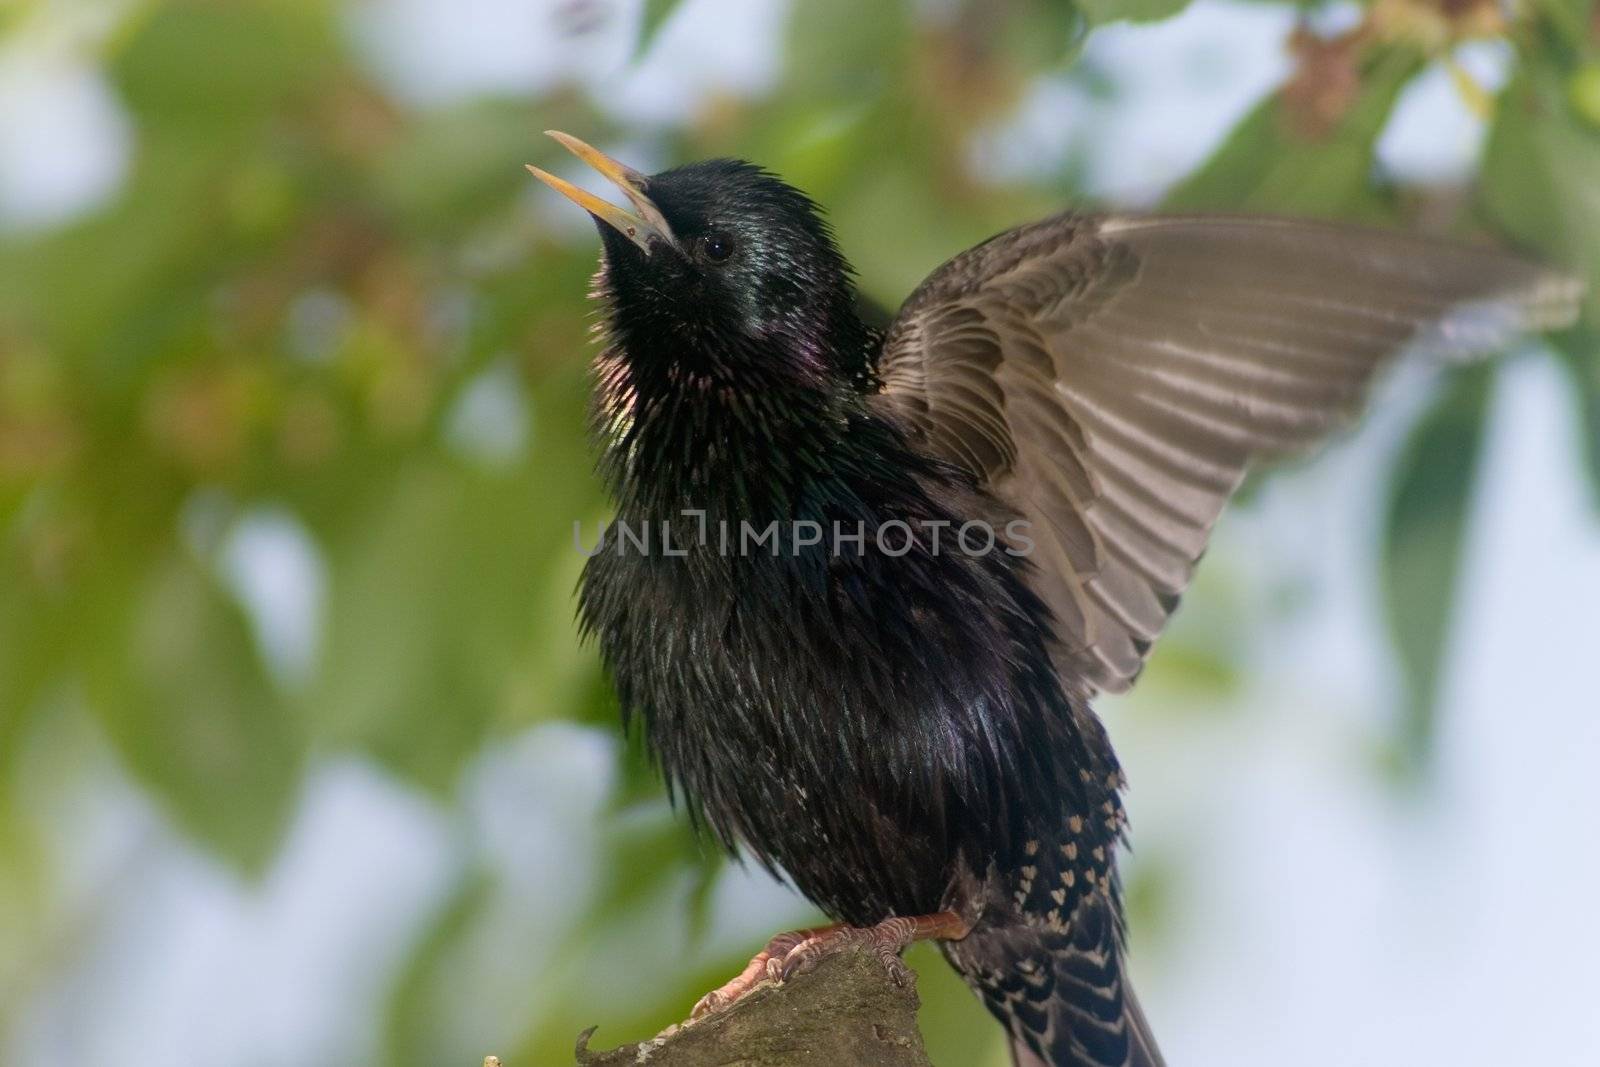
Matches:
[[527, 131, 675, 255]]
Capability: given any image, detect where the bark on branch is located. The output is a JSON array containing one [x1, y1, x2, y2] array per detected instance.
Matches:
[[571, 946, 936, 1066]]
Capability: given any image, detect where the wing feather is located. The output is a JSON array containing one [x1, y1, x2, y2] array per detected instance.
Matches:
[[878, 213, 1582, 694]]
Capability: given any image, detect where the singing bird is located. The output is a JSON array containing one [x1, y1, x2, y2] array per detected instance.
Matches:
[[529, 132, 1579, 1067]]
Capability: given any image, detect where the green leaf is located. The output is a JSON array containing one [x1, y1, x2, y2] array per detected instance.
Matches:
[[0, 3, 341, 366], [589, 803, 706, 921], [1531, 0, 1600, 57], [1481, 42, 1600, 508], [1480, 52, 1600, 327], [0, 136, 227, 366], [1165, 45, 1421, 220], [995, 1, 1091, 72], [682, 842, 726, 946], [1572, 63, 1600, 127], [382, 867, 495, 1067], [0, 586, 54, 782], [636, 0, 687, 59], [111, 4, 335, 134], [306, 463, 517, 790], [371, 99, 545, 235], [783, 0, 916, 104], [305, 380, 604, 790], [1078, 0, 1190, 25], [87, 550, 304, 874], [1552, 327, 1600, 508], [1380, 369, 1492, 776]]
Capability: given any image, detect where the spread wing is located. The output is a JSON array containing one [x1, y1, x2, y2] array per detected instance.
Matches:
[[876, 214, 1582, 696]]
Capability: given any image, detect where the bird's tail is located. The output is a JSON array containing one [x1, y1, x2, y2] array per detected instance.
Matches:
[[1002, 972, 1164, 1067], [1121, 982, 1165, 1067], [947, 898, 1165, 1067]]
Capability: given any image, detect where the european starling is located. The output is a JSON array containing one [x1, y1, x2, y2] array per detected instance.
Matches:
[[529, 132, 1580, 1067]]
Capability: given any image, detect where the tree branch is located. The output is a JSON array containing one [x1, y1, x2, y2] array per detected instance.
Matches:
[[572, 946, 934, 1066]]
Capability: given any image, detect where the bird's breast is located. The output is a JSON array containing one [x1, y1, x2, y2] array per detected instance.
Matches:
[[577, 492, 1097, 924]]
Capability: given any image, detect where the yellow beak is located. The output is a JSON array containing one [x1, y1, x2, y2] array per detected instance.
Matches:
[[526, 131, 675, 254]]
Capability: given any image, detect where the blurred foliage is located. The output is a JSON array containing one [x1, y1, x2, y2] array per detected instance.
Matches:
[[1380, 367, 1491, 772], [1165, 36, 1424, 221], [0, 0, 1597, 1064]]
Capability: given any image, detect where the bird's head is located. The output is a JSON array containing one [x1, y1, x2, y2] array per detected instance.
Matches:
[[529, 132, 871, 393]]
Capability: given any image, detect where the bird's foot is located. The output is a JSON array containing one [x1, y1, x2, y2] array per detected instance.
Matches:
[[689, 911, 970, 1020], [767, 920, 917, 987], [690, 924, 839, 1019]]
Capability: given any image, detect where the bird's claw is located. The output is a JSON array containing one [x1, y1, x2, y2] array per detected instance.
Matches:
[[689, 911, 963, 1021], [689, 950, 775, 1020], [689, 989, 729, 1019], [771, 923, 916, 986], [688, 931, 807, 1020]]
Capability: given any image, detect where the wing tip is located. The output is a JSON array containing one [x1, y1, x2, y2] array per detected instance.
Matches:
[[1418, 266, 1586, 361]]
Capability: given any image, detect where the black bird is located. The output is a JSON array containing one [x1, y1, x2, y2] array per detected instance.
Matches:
[[529, 132, 1580, 1067]]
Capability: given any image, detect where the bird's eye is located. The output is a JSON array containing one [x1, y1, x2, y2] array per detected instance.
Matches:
[[700, 232, 735, 264]]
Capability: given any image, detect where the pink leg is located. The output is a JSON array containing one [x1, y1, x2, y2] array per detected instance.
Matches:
[[691, 911, 971, 1019], [691, 923, 841, 1018]]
